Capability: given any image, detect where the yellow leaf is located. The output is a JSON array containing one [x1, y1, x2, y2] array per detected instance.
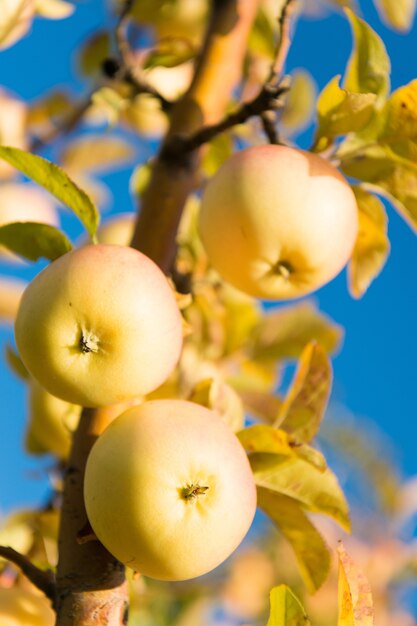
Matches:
[[252, 302, 343, 362], [337, 543, 374, 626], [251, 455, 351, 531], [341, 145, 417, 232], [35, 0, 74, 18], [275, 341, 332, 443], [0, 0, 34, 50], [314, 75, 376, 150], [266, 585, 310, 626], [348, 186, 390, 298], [258, 488, 331, 592], [238, 389, 283, 422], [382, 79, 417, 141], [281, 70, 317, 135], [60, 135, 135, 175], [374, 0, 416, 32], [237, 424, 295, 456], [344, 9, 390, 102], [188, 377, 245, 432]]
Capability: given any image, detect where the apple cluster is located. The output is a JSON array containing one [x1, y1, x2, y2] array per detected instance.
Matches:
[[12, 144, 358, 582], [13, 242, 257, 581]]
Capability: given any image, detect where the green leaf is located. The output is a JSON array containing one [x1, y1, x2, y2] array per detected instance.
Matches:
[[344, 9, 390, 103], [0, 147, 99, 238], [266, 585, 310, 626], [144, 38, 195, 69], [78, 30, 111, 76], [248, 7, 276, 58], [237, 424, 295, 457], [258, 488, 331, 592], [252, 302, 343, 362], [314, 75, 376, 150], [251, 455, 351, 531], [348, 186, 390, 298], [276, 341, 332, 443], [373, 0, 416, 32], [0, 222, 72, 262]]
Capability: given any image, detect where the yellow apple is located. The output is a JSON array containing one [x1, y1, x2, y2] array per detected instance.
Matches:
[[84, 399, 257, 581], [0, 586, 54, 626], [15, 244, 183, 407], [26, 379, 81, 459], [198, 145, 358, 300]]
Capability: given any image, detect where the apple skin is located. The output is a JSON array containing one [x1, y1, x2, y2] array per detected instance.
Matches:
[[84, 399, 257, 581], [198, 145, 358, 300], [15, 244, 183, 407]]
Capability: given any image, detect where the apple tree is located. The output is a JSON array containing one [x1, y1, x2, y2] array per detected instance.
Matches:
[[0, 0, 416, 625]]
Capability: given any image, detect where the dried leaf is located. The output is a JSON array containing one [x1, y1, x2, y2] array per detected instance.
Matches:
[[0, 146, 99, 237], [258, 488, 331, 592], [266, 585, 310, 626], [0, 222, 72, 262], [252, 302, 343, 362], [276, 341, 332, 443], [238, 389, 283, 422], [348, 186, 390, 298], [337, 543, 374, 625]]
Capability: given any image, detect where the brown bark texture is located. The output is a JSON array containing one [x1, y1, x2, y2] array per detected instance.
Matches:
[[54, 1, 260, 624]]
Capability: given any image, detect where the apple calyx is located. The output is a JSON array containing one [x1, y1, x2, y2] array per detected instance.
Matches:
[[181, 483, 209, 501], [272, 260, 294, 281], [79, 330, 100, 354]]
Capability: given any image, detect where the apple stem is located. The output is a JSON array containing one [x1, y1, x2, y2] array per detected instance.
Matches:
[[182, 483, 209, 500]]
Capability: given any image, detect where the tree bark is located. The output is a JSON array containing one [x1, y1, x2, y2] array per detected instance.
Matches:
[[55, 1, 259, 624]]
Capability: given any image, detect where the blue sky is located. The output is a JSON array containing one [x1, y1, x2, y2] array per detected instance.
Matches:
[[0, 0, 416, 519]]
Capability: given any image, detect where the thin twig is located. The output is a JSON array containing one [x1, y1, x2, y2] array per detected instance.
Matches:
[[270, 0, 297, 82], [0, 545, 56, 602], [161, 80, 290, 160], [110, 0, 171, 110], [30, 91, 94, 153]]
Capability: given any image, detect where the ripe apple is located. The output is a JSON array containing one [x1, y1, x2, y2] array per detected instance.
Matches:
[[84, 399, 257, 581], [15, 244, 183, 407], [198, 145, 358, 300], [95, 213, 135, 246]]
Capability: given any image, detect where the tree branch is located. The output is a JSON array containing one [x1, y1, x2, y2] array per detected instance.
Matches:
[[55, 405, 130, 625], [270, 0, 297, 81], [129, 0, 260, 272], [0, 545, 56, 602]]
